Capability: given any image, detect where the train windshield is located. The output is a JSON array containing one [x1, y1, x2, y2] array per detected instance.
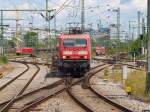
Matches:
[[63, 39, 87, 47]]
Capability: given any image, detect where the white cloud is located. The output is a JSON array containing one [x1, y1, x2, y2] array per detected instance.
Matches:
[[17, 3, 32, 9], [4, 2, 34, 18], [85, 0, 97, 7], [102, 0, 147, 12], [131, 0, 147, 11]]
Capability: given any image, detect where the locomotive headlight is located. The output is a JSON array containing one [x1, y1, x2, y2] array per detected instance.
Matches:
[[84, 56, 87, 59], [63, 51, 72, 55], [63, 56, 66, 59], [78, 51, 88, 55]]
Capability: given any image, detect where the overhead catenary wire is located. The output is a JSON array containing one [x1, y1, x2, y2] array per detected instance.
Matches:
[[25, 0, 74, 21], [55, 0, 74, 16], [66, 0, 80, 28]]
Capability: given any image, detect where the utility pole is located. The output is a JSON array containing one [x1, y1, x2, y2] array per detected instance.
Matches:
[[129, 20, 136, 41], [46, 0, 48, 20], [81, 0, 85, 32], [125, 32, 128, 42], [145, 0, 150, 93], [46, 0, 53, 59], [141, 17, 145, 55], [117, 8, 120, 43], [16, 11, 20, 49], [132, 27, 136, 41], [98, 19, 101, 32], [54, 9, 56, 48], [30, 16, 33, 30], [138, 11, 141, 37], [117, 8, 120, 58], [114, 8, 120, 63], [129, 20, 131, 40], [142, 17, 145, 35], [0, 10, 4, 55]]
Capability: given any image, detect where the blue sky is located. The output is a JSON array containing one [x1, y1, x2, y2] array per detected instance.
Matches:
[[0, 0, 147, 38], [120, 0, 130, 4]]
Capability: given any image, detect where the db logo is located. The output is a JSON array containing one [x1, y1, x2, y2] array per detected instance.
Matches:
[[72, 51, 78, 54], [73, 48, 80, 51]]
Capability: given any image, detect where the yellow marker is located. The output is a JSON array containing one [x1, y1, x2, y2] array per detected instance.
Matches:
[[125, 86, 132, 95], [0, 73, 3, 78]]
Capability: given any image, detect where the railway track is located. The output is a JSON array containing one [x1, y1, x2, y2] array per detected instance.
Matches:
[[1, 63, 103, 112], [0, 62, 29, 91], [14, 79, 86, 112], [11, 62, 134, 112], [93, 57, 142, 71], [0, 63, 40, 112], [66, 64, 133, 112], [9, 59, 51, 66], [10, 79, 65, 112], [87, 68, 133, 112], [0, 61, 136, 112]]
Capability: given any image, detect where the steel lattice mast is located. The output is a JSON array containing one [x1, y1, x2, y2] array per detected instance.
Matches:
[[81, 0, 85, 32]]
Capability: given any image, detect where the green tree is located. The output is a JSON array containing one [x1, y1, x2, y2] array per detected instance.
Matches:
[[130, 39, 141, 56], [129, 34, 148, 58], [24, 32, 38, 48], [7, 39, 15, 48]]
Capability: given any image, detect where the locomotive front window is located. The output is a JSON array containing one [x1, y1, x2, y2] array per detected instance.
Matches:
[[63, 39, 87, 47]]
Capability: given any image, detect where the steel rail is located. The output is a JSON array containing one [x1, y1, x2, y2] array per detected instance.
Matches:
[[17, 76, 86, 112], [0, 79, 64, 107], [9, 60, 51, 66], [0, 62, 29, 91], [66, 64, 133, 112], [66, 88, 94, 112], [17, 87, 65, 112], [0, 64, 40, 112], [93, 57, 142, 70], [87, 65, 133, 112], [12, 59, 141, 112], [89, 87, 133, 112], [66, 64, 106, 112], [14, 64, 105, 112], [0, 9, 55, 11]]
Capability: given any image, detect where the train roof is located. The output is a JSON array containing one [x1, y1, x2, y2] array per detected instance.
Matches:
[[59, 34, 90, 39]]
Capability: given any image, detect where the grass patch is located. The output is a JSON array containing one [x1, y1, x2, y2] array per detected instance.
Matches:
[[126, 70, 150, 102], [0, 56, 8, 65], [106, 68, 150, 102]]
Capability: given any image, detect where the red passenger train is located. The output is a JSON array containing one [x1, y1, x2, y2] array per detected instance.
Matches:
[[16, 48, 33, 55], [56, 33, 91, 72]]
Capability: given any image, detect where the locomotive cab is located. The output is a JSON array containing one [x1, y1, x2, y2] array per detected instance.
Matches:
[[58, 34, 91, 73]]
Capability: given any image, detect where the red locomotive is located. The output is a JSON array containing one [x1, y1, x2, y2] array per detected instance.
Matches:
[[55, 33, 91, 73], [16, 48, 33, 55]]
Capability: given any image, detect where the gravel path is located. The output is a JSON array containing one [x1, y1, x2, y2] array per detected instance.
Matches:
[[91, 69, 150, 112], [32, 91, 85, 112], [24, 65, 61, 94], [71, 85, 121, 112], [0, 64, 37, 103], [0, 62, 27, 87]]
